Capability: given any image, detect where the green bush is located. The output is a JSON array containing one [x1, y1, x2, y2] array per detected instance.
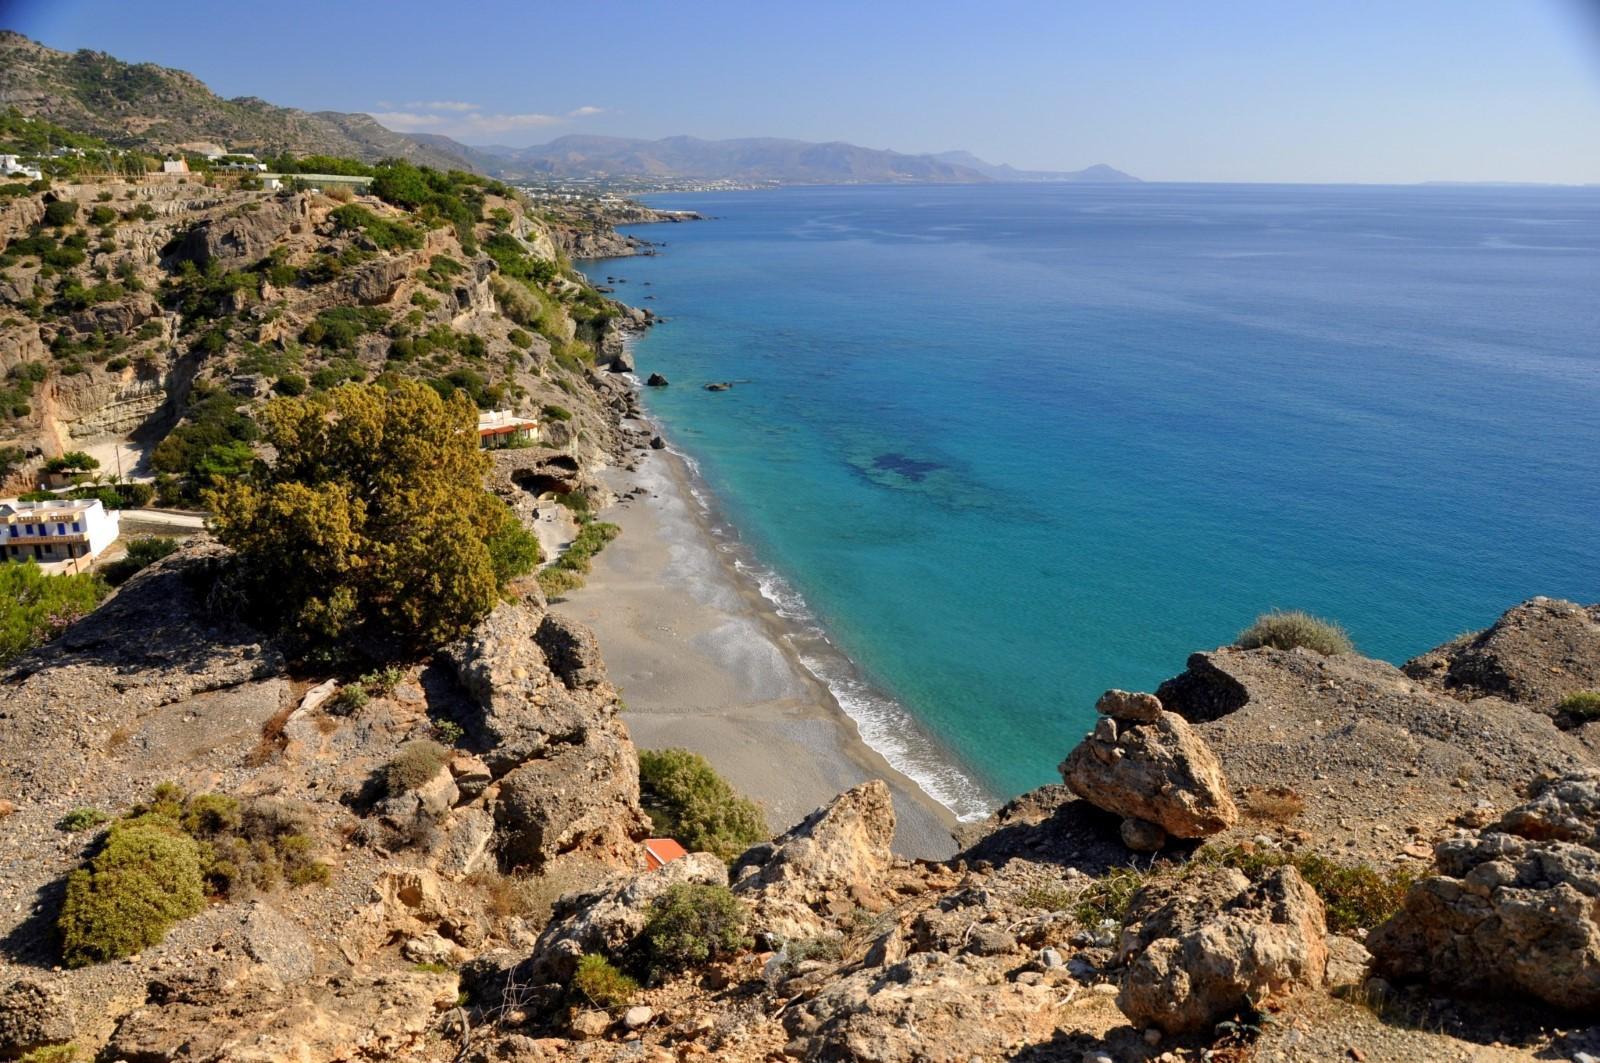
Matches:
[[571, 953, 638, 1010], [1195, 845, 1416, 933], [382, 740, 449, 795], [541, 403, 573, 422], [57, 808, 110, 832], [43, 200, 78, 226], [0, 563, 109, 665], [1235, 610, 1353, 655], [638, 749, 768, 862], [58, 820, 206, 966], [1557, 690, 1600, 720], [330, 682, 370, 714], [102, 536, 179, 586], [642, 883, 751, 972], [536, 521, 620, 597], [329, 204, 423, 251]]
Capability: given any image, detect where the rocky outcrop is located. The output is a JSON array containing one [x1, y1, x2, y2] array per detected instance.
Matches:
[[444, 601, 649, 869], [168, 196, 306, 268], [1404, 597, 1600, 717], [1059, 690, 1238, 846], [525, 852, 728, 983], [732, 781, 897, 943], [1117, 865, 1328, 1033], [342, 254, 412, 305], [0, 978, 77, 1057], [782, 951, 1063, 1063], [1368, 770, 1600, 1011]]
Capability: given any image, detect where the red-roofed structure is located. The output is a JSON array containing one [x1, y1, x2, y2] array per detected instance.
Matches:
[[643, 837, 688, 870]]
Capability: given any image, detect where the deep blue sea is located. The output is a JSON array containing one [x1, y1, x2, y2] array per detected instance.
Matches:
[[579, 183, 1600, 817]]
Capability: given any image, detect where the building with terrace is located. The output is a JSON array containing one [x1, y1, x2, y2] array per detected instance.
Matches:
[[477, 409, 540, 449], [0, 497, 120, 568]]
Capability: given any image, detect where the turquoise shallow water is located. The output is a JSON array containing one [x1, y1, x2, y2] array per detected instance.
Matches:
[[578, 183, 1600, 814]]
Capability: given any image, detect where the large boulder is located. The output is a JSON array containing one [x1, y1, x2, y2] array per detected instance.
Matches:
[[1117, 865, 1328, 1034], [525, 852, 728, 982], [1059, 690, 1238, 842], [493, 720, 647, 869], [0, 978, 77, 1057], [782, 950, 1062, 1062], [733, 781, 897, 943], [168, 196, 304, 268], [1368, 770, 1600, 1011], [1404, 597, 1600, 717]]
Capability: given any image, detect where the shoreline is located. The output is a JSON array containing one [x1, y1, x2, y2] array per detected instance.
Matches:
[[550, 412, 965, 860]]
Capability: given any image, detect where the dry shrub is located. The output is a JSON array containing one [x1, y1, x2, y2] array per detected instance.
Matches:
[[1241, 786, 1306, 824], [247, 701, 297, 767], [1235, 610, 1353, 655], [323, 184, 354, 203], [470, 858, 612, 931]]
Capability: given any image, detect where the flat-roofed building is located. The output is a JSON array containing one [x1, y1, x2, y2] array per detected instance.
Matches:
[[477, 409, 540, 449], [0, 497, 120, 566]]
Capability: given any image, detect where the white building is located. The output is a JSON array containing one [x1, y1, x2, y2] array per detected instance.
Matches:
[[0, 154, 43, 181], [161, 158, 190, 174], [0, 498, 121, 567], [477, 409, 541, 449]]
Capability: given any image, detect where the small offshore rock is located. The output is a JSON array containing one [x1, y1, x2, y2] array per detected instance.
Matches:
[[650, 435, 666, 450], [704, 381, 732, 392], [646, 373, 669, 386]]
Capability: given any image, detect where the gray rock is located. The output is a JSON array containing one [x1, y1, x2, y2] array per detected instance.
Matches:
[[0, 978, 77, 1056], [1119, 817, 1168, 853]]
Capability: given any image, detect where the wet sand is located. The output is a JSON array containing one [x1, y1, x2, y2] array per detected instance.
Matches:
[[551, 441, 960, 860]]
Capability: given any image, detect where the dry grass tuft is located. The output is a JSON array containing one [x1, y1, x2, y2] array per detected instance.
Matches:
[[1242, 786, 1307, 824]]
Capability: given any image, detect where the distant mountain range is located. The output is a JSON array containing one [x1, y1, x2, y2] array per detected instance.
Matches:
[[0, 30, 1138, 186]]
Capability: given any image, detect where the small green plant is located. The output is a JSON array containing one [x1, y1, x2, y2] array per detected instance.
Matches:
[[56, 808, 110, 832], [58, 820, 206, 966], [642, 883, 751, 973], [360, 666, 405, 696], [18, 1045, 80, 1063], [1235, 610, 1353, 655], [411, 961, 454, 975], [330, 682, 370, 714], [381, 740, 449, 795], [1018, 882, 1077, 912], [571, 953, 638, 1010], [430, 719, 465, 745], [1557, 690, 1600, 720], [1195, 845, 1417, 933], [1073, 866, 1149, 926], [637, 748, 768, 862]]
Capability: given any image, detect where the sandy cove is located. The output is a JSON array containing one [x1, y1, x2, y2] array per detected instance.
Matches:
[[549, 437, 961, 861]]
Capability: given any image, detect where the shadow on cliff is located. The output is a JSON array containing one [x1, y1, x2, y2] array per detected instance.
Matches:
[[957, 785, 1158, 876]]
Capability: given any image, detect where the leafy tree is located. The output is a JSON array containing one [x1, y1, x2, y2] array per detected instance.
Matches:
[[42, 451, 98, 475], [637, 748, 768, 862], [207, 380, 541, 650], [43, 200, 79, 226]]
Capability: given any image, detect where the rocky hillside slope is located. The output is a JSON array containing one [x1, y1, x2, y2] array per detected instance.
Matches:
[[0, 161, 655, 491], [0, 31, 473, 169], [2, 571, 1596, 1060]]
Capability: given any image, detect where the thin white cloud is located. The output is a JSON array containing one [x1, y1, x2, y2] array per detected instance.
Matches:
[[404, 100, 480, 113], [368, 111, 451, 130], [567, 105, 605, 118]]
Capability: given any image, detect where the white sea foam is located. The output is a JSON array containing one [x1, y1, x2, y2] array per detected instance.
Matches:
[[656, 442, 996, 822]]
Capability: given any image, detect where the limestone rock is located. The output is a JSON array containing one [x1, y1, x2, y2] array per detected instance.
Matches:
[[526, 852, 728, 982], [783, 950, 1062, 1062], [430, 806, 497, 880], [1060, 693, 1238, 841], [169, 196, 304, 268], [494, 722, 647, 869], [1403, 597, 1600, 715], [1116, 866, 1328, 1034], [106, 970, 459, 1063], [1368, 770, 1600, 1011], [0, 978, 77, 1057], [733, 781, 896, 943]]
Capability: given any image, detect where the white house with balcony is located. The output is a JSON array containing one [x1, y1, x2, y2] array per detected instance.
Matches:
[[477, 409, 541, 449], [0, 497, 120, 567], [0, 154, 43, 181]]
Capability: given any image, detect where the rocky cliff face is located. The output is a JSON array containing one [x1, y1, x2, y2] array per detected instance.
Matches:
[[2, 571, 1597, 1060]]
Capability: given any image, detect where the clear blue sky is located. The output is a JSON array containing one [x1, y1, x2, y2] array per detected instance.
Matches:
[[7, 0, 1600, 183]]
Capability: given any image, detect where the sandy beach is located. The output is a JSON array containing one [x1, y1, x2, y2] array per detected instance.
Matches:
[[550, 429, 961, 861]]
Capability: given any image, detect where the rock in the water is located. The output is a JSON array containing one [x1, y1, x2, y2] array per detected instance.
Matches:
[[1368, 770, 1600, 1011], [733, 781, 895, 943], [649, 435, 666, 450], [704, 381, 732, 392], [646, 373, 669, 387], [1117, 866, 1328, 1033], [1060, 692, 1238, 840]]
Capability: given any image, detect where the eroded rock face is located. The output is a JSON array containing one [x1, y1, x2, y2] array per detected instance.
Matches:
[[1403, 597, 1600, 715], [783, 951, 1062, 1063], [105, 969, 459, 1063], [1368, 770, 1600, 1011], [1117, 866, 1328, 1034], [733, 781, 897, 943], [494, 724, 646, 869], [169, 196, 305, 268], [0, 978, 77, 1057], [526, 852, 728, 983], [1060, 690, 1238, 842]]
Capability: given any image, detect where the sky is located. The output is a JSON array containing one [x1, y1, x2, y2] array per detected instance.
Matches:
[[5, 0, 1600, 183]]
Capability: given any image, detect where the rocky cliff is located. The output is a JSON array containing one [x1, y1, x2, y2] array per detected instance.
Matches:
[[2, 569, 1596, 1060]]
